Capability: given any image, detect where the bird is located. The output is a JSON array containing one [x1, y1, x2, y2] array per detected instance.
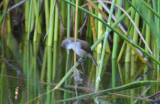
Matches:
[[61, 37, 97, 66]]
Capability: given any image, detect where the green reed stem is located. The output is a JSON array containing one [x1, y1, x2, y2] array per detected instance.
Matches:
[[5, 1, 11, 33], [33, 1, 40, 101], [47, 0, 54, 46], [130, 11, 139, 103], [27, 1, 33, 40], [124, 1, 135, 63], [112, 0, 122, 59], [152, 0, 160, 90], [41, 47, 47, 82], [132, 12, 140, 55], [153, 0, 160, 80], [33, 0, 40, 42], [95, 2, 103, 92], [61, 0, 65, 24], [66, 0, 71, 79], [112, 0, 122, 89], [47, 0, 55, 103], [25, 0, 29, 32], [44, 0, 49, 31], [53, 5, 58, 80], [64, 0, 71, 103], [47, 46, 52, 103], [143, 21, 150, 102], [74, 0, 78, 64], [125, 26, 133, 62], [33, 42, 37, 104], [145, 16, 151, 54], [117, 41, 126, 61], [26, 0, 33, 101], [145, 23, 150, 72]]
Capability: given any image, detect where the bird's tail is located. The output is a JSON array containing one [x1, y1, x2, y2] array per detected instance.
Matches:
[[88, 54, 98, 66]]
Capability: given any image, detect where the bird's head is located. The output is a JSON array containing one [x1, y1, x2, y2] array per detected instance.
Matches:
[[61, 38, 73, 49]]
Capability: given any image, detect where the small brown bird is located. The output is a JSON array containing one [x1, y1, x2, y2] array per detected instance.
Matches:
[[61, 38, 97, 66]]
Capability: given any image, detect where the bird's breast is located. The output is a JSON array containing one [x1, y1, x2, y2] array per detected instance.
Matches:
[[69, 42, 87, 57]]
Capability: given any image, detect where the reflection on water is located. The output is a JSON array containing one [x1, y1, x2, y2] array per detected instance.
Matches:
[[0, 32, 155, 104]]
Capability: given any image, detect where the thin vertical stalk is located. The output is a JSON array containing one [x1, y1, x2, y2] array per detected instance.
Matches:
[[52, 42, 58, 102], [150, 0, 157, 94], [88, 2, 97, 42], [112, 0, 122, 89], [125, 0, 135, 63], [70, 3, 79, 101], [47, 0, 55, 103], [143, 21, 150, 102], [47, 0, 54, 46], [74, 0, 78, 64], [117, 62, 124, 84], [130, 55, 136, 103], [41, 47, 47, 82], [67, 0, 71, 37], [27, 0, 33, 40], [130, 10, 139, 104], [124, 0, 130, 26], [33, 41, 37, 104], [117, 42, 126, 61], [46, 46, 52, 103], [154, 0, 160, 82], [33, 0, 40, 42], [132, 12, 140, 55], [25, 0, 29, 32], [44, 0, 49, 31], [64, 0, 71, 103], [53, 5, 58, 82], [125, 1, 135, 103], [95, 3, 103, 92], [125, 27, 133, 62], [145, 25, 151, 56], [41, 0, 49, 89], [27, 0, 33, 101], [33, 0, 40, 102], [43, 3, 50, 98], [73, 0, 78, 99], [33, 0, 38, 99], [152, 0, 160, 91], [112, 0, 123, 59], [143, 0, 151, 98]]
